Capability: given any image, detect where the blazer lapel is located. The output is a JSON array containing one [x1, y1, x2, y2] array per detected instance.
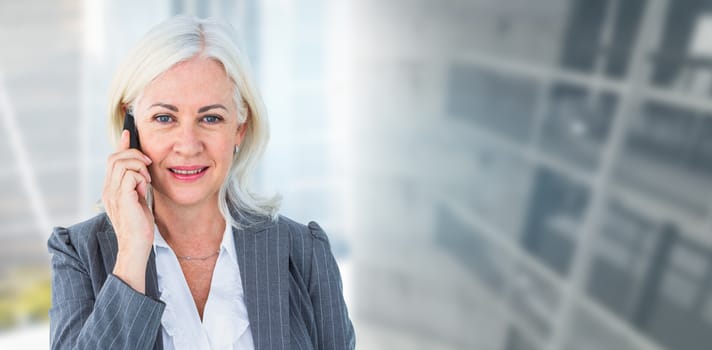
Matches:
[[233, 216, 290, 350], [95, 212, 291, 350], [145, 249, 164, 350]]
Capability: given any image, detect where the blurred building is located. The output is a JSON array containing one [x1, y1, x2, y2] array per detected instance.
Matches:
[[348, 0, 712, 349], [0, 0, 80, 330], [1, 0, 712, 350]]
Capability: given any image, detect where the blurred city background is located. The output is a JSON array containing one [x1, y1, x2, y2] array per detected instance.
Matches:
[[1, 0, 712, 349]]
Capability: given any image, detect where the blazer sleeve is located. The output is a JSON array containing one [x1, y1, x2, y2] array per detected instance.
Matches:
[[48, 226, 165, 350], [306, 222, 356, 350]]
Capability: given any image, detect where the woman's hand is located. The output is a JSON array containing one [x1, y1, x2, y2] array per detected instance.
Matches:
[[102, 130, 154, 293]]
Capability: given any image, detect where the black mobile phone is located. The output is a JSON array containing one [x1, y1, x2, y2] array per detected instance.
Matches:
[[122, 109, 141, 150]]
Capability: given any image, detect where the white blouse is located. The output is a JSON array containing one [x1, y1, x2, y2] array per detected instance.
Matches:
[[153, 223, 255, 350]]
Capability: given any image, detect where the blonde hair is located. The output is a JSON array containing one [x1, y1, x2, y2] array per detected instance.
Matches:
[[107, 15, 280, 226]]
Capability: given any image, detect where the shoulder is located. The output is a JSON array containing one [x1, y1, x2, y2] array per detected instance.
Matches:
[[275, 214, 330, 243], [235, 210, 331, 256], [273, 215, 334, 278], [273, 215, 333, 261], [232, 206, 329, 243], [47, 212, 112, 259]]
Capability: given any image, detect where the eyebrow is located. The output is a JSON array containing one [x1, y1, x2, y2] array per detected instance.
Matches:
[[149, 103, 178, 112], [148, 103, 228, 113], [197, 104, 228, 113]]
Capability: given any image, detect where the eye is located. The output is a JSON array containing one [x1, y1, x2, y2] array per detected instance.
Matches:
[[155, 114, 173, 123], [202, 115, 223, 124]]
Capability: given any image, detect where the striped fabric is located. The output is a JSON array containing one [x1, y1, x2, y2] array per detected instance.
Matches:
[[48, 212, 355, 350]]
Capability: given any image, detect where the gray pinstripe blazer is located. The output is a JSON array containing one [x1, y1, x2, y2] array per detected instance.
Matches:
[[47, 211, 355, 350]]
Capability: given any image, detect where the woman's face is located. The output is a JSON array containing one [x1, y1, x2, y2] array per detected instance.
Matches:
[[133, 57, 246, 209]]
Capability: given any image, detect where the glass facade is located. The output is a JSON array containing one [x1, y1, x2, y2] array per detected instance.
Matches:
[[1, 0, 712, 349]]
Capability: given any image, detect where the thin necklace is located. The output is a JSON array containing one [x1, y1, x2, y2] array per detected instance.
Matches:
[[175, 250, 220, 261]]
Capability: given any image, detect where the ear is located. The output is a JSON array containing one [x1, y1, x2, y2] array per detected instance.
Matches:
[[234, 121, 248, 145]]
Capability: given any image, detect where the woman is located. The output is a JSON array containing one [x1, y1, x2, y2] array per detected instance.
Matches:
[[47, 15, 355, 350]]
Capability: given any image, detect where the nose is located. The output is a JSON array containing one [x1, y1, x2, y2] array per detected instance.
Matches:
[[172, 123, 204, 156]]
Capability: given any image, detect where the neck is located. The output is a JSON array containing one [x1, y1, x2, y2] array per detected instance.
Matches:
[[152, 194, 226, 250]]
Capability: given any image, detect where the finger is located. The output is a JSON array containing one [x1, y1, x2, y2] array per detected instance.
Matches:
[[136, 178, 148, 199], [110, 147, 152, 166], [118, 169, 148, 203], [116, 130, 152, 164], [107, 158, 152, 196], [118, 159, 151, 187], [114, 158, 152, 183], [122, 172, 150, 208], [103, 151, 152, 210], [118, 129, 130, 151], [105, 149, 152, 187]]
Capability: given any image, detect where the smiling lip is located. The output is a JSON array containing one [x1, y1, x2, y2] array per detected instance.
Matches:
[[168, 166, 209, 181]]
